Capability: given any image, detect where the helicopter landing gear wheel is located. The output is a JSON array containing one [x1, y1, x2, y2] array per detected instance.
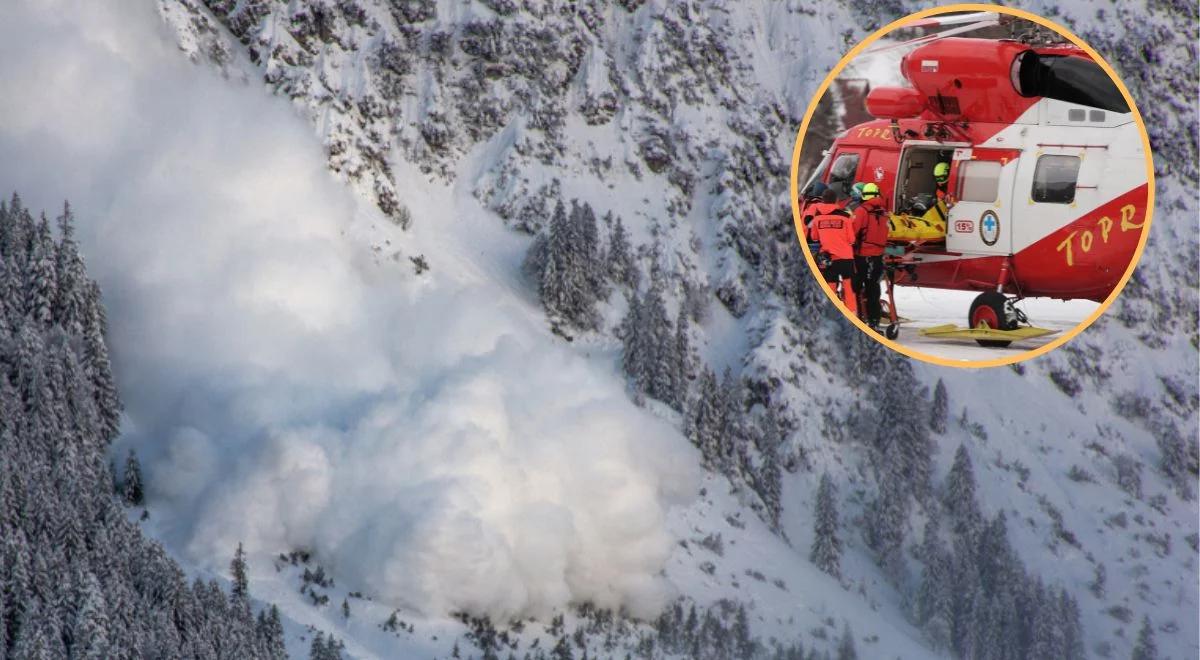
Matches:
[[885, 323, 900, 340], [969, 291, 1016, 348]]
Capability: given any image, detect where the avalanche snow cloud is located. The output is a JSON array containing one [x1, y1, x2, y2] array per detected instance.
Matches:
[[0, 1, 698, 619]]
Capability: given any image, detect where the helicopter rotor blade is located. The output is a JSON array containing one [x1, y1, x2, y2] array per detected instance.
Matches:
[[903, 11, 1001, 29], [863, 17, 1001, 56]]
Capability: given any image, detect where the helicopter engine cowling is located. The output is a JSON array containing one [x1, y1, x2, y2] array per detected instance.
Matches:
[[900, 38, 1035, 123], [864, 86, 925, 119]]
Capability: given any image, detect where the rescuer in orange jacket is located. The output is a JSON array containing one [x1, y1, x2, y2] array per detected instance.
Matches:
[[805, 187, 843, 235], [853, 182, 889, 330], [800, 181, 831, 232], [808, 188, 857, 313]]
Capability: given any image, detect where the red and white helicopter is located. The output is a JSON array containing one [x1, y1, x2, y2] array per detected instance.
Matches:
[[797, 11, 1151, 346]]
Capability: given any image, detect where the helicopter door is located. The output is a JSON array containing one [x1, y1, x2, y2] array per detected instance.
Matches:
[[944, 148, 1017, 256]]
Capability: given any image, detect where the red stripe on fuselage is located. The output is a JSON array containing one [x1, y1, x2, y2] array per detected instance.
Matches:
[[903, 183, 1149, 301]]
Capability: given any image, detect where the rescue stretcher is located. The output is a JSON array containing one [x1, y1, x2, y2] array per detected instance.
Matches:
[[886, 207, 947, 242], [875, 205, 947, 339]]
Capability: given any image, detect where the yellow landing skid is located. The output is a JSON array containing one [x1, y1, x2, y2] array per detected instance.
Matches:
[[918, 324, 1058, 342]]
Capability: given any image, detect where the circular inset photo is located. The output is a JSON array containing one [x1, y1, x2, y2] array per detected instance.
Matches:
[[790, 6, 1154, 367]]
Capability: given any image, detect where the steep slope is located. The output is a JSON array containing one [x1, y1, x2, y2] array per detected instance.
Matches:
[[1, 1, 1193, 659], [153, 1, 1197, 658]]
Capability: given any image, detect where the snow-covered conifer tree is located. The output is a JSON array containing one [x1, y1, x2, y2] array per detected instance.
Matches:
[[606, 214, 637, 290], [673, 305, 694, 406], [754, 410, 783, 528], [865, 457, 908, 578], [809, 473, 842, 578], [53, 201, 88, 334], [687, 368, 723, 467], [916, 513, 951, 649], [231, 542, 249, 602], [943, 444, 982, 538], [641, 278, 676, 406], [23, 213, 57, 327], [836, 622, 857, 660], [82, 281, 121, 441], [530, 198, 610, 331], [1060, 591, 1085, 660], [930, 378, 948, 435], [1157, 428, 1195, 500], [122, 450, 144, 506], [309, 631, 328, 660], [572, 200, 605, 301], [72, 571, 111, 660], [621, 277, 677, 408], [1132, 617, 1158, 660]]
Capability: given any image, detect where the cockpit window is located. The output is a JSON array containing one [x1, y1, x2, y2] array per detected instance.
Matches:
[[1012, 51, 1129, 113], [801, 152, 832, 197], [827, 153, 860, 198]]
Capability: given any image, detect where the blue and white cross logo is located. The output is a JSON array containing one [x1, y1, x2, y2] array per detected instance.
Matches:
[[979, 210, 1000, 246]]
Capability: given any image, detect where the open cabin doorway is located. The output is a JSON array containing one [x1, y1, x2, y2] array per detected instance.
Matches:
[[894, 145, 956, 215]]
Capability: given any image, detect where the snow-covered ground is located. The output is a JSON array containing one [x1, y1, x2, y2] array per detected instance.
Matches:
[[889, 287, 1101, 362]]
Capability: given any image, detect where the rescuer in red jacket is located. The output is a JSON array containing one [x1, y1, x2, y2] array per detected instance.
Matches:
[[853, 182, 889, 330], [808, 188, 857, 313]]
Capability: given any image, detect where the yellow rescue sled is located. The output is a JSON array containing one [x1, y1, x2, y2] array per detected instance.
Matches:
[[888, 212, 946, 241], [888, 198, 949, 242], [918, 323, 1057, 348]]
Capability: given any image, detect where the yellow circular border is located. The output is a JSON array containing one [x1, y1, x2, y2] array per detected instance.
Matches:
[[788, 3, 1156, 369]]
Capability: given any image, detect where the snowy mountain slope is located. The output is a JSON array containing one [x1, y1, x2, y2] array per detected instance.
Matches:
[[2, 0, 697, 648], [0, 0, 1193, 659], [151, 1, 1197, 658]]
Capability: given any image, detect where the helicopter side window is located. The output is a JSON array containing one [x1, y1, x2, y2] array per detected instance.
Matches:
[[1032, 155, 1081, 204], [958, 161, 1002, 203], [827, 153, 860, 199]]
